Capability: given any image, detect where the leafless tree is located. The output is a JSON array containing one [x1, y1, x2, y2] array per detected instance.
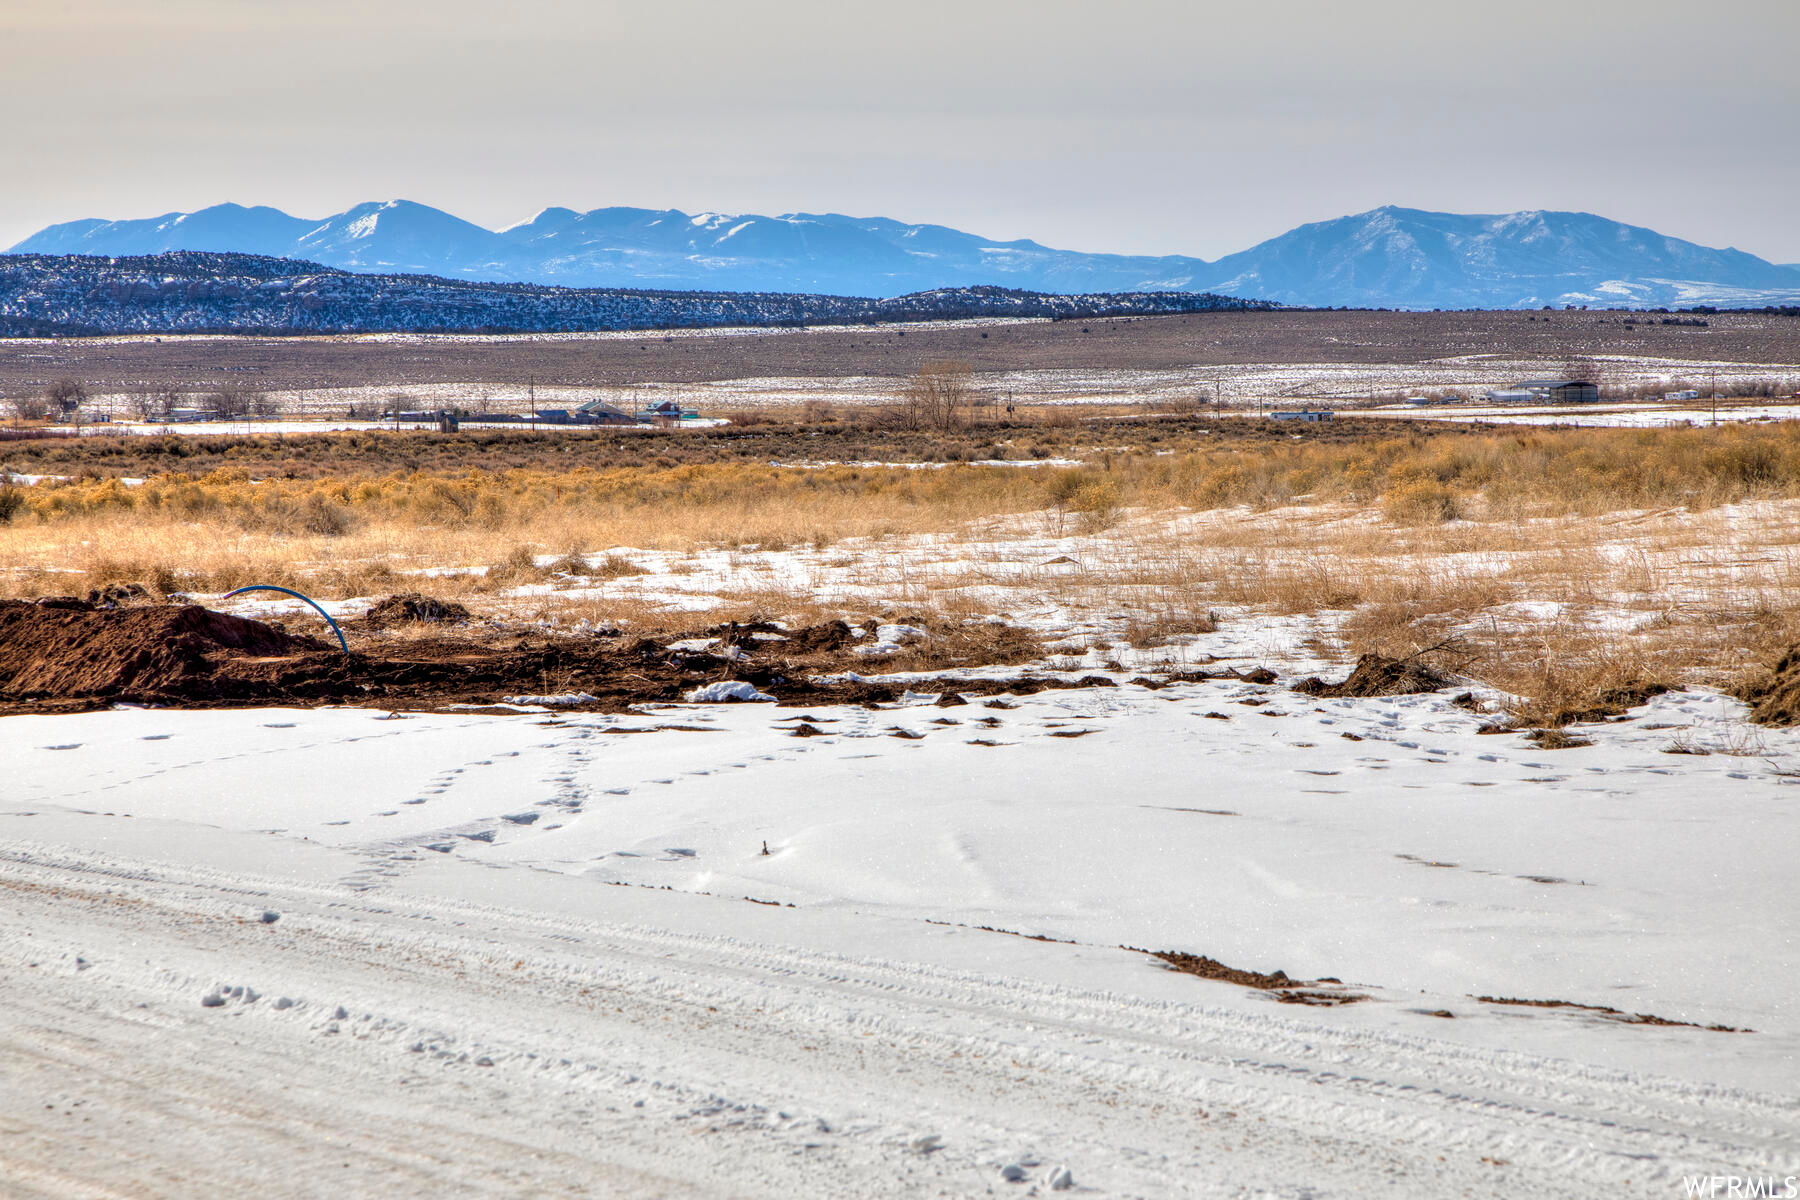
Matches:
[[12, 395, 52, 422], [204, 381, 260, 419], [896, 361, 974, 432], [133, 387, 183, 422], [44, 377, 87, 417]]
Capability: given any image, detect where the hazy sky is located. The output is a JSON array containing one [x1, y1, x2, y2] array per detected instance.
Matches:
[[3, 0, 1796, 261]]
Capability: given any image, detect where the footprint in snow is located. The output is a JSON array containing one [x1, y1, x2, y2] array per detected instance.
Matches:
[[43, 744, 82, 751]]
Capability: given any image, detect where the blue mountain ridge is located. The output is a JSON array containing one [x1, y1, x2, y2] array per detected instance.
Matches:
[[12, 201, 1800, 309]]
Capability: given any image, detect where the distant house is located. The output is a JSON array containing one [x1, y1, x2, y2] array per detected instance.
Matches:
[[574, 400, 642, 426], [533, 401, 650, 426], [1268, 409, 1333, 422], [1482, 389, 1541, 405], [1514, 379, 1600, 404], [635, 399, 698, 423]]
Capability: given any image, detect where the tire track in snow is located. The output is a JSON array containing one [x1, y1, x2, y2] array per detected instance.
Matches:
[[0, 841, 1791, 1197]]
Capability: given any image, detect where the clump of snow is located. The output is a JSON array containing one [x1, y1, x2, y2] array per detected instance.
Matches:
[[501, 692, 599, 707], [685, 680, 774, 703]]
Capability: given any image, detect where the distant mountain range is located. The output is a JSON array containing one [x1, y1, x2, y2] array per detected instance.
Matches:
[[12, 202, 1800, 310], [0, 252, 1272, 337]]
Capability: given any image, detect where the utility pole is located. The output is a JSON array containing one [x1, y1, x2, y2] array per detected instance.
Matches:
[[1712, 369, 1718, 425]]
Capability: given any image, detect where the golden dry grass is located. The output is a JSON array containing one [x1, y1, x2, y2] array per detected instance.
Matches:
[[10, 422, 1800, 719]]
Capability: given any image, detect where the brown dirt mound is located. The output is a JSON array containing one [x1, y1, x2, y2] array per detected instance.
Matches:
[[0, 597, 1214, 716], [1144, 950, 1295, 989], [1137, 949, 1368, 1006], [1292, 653, 1448, 698], [1544, 681, 1674, 725], [1734, 647, 1800, 725], [85, 581, 155, 607], [779, 620, 856, 653], [0, 599, 326, 702], [361, 593, 471, 626]]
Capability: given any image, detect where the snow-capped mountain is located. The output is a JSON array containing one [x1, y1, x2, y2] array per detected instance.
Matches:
[[11, 201, 1800, 308], [1200, 207, 1800, 309]]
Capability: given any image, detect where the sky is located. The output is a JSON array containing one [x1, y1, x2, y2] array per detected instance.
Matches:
[[2, 0, 1797, 263]]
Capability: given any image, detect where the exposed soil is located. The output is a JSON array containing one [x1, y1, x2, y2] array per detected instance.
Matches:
[[1541, 681, 1675, 725], [1292, 653, 1448, 698], [85, 581, 155, 607], [360, 593, 472, 626], [1733, 646, 1800, 725], [1139, 949, 1368, 1006], [1474, 995, 1748, 1032], [0, 596, 1255, 716], [0, 599, 329, 703]]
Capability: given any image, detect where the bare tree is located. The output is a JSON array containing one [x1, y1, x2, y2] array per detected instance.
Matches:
[[896, 361, 974, 432], [132, 387, 183, 422], [203, 381, 258, 419], [13, 395, 52, 423], [44, 377, 87, 418]]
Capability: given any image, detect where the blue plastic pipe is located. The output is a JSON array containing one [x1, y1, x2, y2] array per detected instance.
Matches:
[[220, 585, 350, 654]]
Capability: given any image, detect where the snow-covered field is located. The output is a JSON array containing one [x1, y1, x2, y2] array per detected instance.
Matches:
[[1388, 401, 1800, 428], [56, 349, 1799, 427], [5, 609, 1798, 1194]]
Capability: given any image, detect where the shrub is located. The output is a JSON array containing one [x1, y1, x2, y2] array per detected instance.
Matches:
[[1382, 479, 1460, 524]]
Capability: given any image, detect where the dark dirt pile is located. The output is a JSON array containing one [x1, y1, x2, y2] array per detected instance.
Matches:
[[1137, 949, 1367, 1007], [1733, 647, 1800, 725], [1292, 653, 1448, 698], [1541, 681, 1673, 726], [361, 593, 471, 626], [0, 597, 1291, 716], [85, 581, 155, 607], [0, 599, 327, 703]]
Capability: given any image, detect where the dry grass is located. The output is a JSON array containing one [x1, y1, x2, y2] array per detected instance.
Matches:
[[11, 423, 1800, 720]]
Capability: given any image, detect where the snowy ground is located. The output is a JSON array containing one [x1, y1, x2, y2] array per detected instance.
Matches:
[[56, 350, 1800, 427], [1379, 401, 1800, 428], [4, 623, 1798, 1194]]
